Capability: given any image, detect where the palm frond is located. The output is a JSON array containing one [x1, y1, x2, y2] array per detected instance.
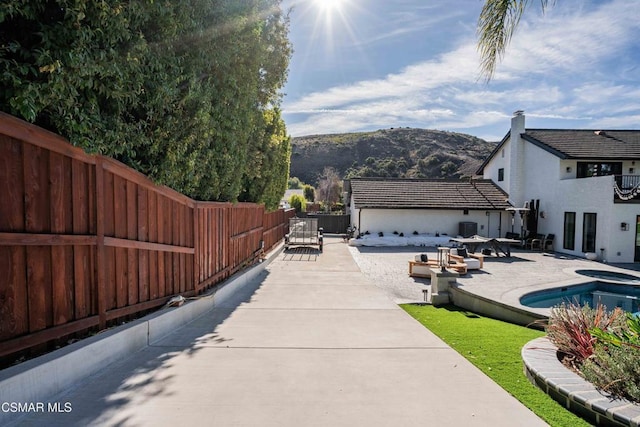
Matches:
[[477, 0, 553, 82]]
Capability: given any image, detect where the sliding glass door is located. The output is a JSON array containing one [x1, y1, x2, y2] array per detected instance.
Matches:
[[582, 213, 597, 253], [563, 212, 575, 250]]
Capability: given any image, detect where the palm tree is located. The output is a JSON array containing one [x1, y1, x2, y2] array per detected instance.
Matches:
[[477, 0, 553, 81]]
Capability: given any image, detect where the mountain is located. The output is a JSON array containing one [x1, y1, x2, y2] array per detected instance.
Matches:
[[289, 127, 499, 186]]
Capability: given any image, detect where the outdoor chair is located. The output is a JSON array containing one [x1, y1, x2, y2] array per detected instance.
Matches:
[[449, 247, 483, 270], [505, 232, 524, 247], [542, 234, 555, 252], [527, 233, 546, 250], [408, 253, 440, 277]]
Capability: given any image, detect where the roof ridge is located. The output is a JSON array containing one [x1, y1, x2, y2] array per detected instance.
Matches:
[[349, 177, 470, 183]]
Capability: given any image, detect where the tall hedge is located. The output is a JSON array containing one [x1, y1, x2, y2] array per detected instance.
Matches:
[[0, 0, 292, 209]]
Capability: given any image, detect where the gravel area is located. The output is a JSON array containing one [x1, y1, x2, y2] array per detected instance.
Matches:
[[347, 245, 438, 304]]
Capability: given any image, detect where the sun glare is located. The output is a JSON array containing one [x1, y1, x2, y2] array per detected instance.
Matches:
[[315, 0, 345, 14]]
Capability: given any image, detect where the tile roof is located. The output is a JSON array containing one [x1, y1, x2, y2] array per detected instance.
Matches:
[[523, 129, 640, 159], [349, 178, 511, 210]]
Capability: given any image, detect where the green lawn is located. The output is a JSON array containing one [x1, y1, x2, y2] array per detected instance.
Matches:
[[401, 304, 590, 427]]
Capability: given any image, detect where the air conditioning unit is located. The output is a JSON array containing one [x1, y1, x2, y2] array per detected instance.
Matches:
[[458, 222, 477, 238]]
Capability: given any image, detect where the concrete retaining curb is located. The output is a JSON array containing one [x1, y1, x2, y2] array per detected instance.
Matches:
[[522, 337, 640, 427], [0, 243, 283, 425], [450, 284, 547, 328]]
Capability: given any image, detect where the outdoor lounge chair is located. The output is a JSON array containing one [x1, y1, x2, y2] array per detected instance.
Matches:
[[408, 254, 440, 277], [527, 233, 546, 250], [449, 247, 483, 270], [542, 234, 555, 252]]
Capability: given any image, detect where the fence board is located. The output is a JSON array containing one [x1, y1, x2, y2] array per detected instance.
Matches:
[[0, 136, 25, 232], [95, 159, 107, 329], [49, 154, 74, 325], [71, 159, 92, 320], [148, 191, 158, 299], [0, 246, 28, 340], [126, 180, 139, 305]]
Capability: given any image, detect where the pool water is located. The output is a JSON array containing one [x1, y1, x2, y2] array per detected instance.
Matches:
[[575, 269, 640, 284], [521, 281, 640, 314]]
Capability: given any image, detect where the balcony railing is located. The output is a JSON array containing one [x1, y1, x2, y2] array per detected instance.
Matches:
[[614, 175, 640, 201]]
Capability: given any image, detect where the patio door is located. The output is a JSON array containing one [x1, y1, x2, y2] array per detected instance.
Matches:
[[635, 216, 640, 262]]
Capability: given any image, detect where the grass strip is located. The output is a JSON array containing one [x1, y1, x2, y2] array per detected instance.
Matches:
[[401, 304, 590, 427]]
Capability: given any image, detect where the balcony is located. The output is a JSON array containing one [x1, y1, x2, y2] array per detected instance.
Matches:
[[614, 175, 640, 202]]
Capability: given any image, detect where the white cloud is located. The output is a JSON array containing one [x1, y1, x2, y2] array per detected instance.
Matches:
[[283, 0, 640, 137]]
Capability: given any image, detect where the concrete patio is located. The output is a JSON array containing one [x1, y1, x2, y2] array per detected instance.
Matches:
[[3, 236, 546, 426]]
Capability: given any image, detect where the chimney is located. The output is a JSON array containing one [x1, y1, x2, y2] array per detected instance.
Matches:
[[508, 110, 525, 207]]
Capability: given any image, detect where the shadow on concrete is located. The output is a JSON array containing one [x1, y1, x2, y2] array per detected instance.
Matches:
[[282, 246, 320, 261], [9, 269, 271, 427], [482, 255, 535, 264]]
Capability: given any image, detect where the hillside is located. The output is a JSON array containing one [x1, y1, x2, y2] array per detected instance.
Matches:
[[290, 127, 499, 185]]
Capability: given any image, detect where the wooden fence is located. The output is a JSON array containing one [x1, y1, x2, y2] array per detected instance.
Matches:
[[0, 112, 294, 361]]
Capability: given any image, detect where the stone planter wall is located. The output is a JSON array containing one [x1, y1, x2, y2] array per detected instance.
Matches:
[[522, 337, 640, 427]]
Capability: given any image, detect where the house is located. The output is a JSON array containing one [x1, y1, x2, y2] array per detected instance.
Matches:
[[478, 111, 640, 262], [346, 177, 512, 237]]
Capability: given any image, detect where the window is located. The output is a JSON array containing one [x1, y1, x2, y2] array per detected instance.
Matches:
[[498, 168, 504, 182], [577, 162, 621, 178], [582, 213, 597, 253], [563, 212, 575, 250]]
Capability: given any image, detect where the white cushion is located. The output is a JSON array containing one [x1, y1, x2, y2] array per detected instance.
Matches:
[[463, 258, 481, 269], [451, 248, 481, 269]]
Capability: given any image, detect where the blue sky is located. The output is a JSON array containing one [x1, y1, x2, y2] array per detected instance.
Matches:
[[280, 0, 640, 141]]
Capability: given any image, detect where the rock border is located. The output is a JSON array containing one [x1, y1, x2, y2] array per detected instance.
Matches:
[[522, 337, 640, 427]]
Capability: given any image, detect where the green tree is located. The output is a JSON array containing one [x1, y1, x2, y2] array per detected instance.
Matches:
[[289, 193, 306, 213], [288, 176, 303, 189], [238, 108, 291, 210], [477, 0, 552, 81], [303, 184, 315, 202], [316, 167, 342, 211], [0, 0, 292, 204]]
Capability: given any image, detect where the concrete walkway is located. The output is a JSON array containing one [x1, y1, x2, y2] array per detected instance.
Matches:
[[9, 237, 546, 426]]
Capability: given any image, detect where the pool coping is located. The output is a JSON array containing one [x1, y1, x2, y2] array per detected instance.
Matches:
[[522, 337, 640, 427]]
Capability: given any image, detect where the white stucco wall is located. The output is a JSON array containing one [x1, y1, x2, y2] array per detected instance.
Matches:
[[484, 141, 510, 196], [351, 208, 509, 238], [483, 128, 640, 263]]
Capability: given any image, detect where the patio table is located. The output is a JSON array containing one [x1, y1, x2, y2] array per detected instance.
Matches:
[[449, 236, 521, 257]]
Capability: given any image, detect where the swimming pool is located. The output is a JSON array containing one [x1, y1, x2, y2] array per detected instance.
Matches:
[[520, 280, 640, 314], [575, 269, 640, 284]]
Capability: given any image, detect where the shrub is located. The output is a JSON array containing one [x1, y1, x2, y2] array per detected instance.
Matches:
[[378, 232, 384, 237], [289, 194, 306, 213], [546, 302, 623, 368], [583, 312, 640, 402], [590, 312, 640, 350], [581, 342, 640, 402], [303, 185, 315, 202]]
